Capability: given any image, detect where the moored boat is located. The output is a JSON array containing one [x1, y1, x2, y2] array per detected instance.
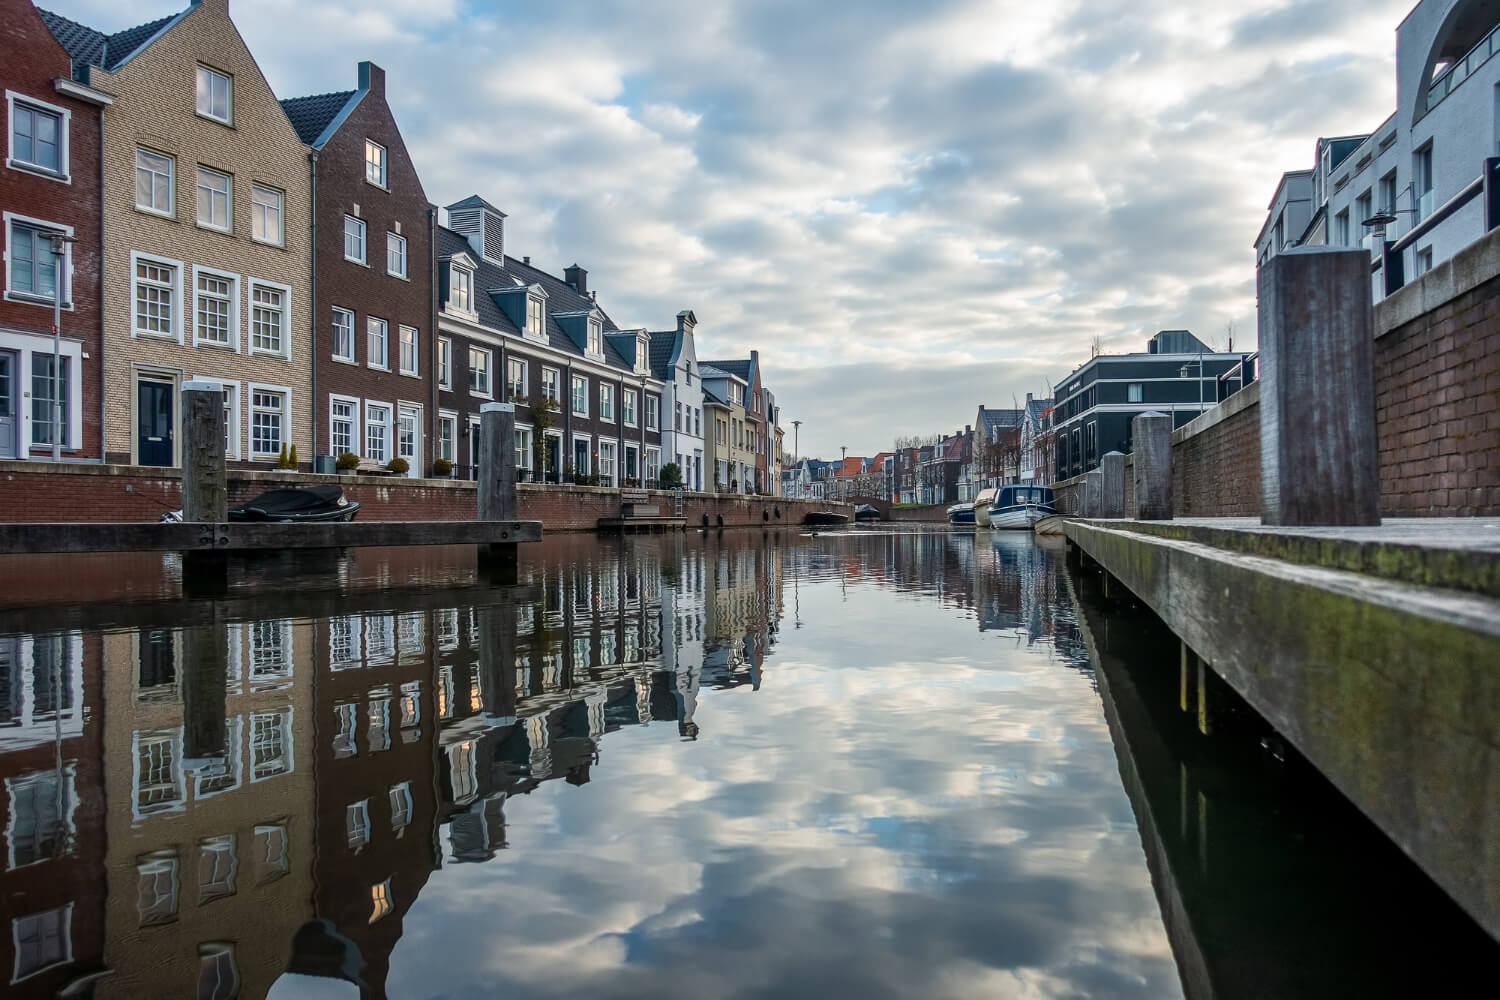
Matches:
[[988, 485, 1057, 530], [804, 510, 850, 527], [229, 485, 361, 523], [853, 504, 881, 522], [1032, 514, 1066, 536], [972, 488, 997, 528], [946, 502, 976, 525]]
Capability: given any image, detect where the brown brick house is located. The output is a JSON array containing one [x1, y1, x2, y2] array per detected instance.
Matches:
[[281, 62, 435, 477], [435, 197, 664, 486], [2, 0, 110, 461], [44, 0, 313, 468]]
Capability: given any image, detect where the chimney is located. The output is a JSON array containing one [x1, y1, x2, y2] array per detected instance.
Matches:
[[523, 256, 530, 265], [358, 61, 385, 98], [445, 197, 505, 267], [966, 425, 971, 434], [564, 263, 587, 295], [677, 310, 697, 335]]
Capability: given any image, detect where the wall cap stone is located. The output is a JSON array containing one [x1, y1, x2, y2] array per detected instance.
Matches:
[[1172, 380, 1261, 447], [1375, 223, 1500, 338]]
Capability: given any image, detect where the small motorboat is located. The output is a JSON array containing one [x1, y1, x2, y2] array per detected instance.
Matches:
[[853, 504, 881, 522], [989, 485, 1057, 530], [1033, 514, 1066, 536], [229, 485, 360, 523], [946, 502, 976, 525], [972, 488, 997, 528], [803, 510, 850, 527]]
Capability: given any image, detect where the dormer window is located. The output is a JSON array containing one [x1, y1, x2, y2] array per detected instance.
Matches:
[[587, 318, 602, 357], [635, 336, 649, 374], [451, 265, 473, 314], [527, 295, 545, 338]]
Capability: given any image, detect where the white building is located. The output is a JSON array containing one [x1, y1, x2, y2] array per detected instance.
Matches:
[[1260, 0, 1500, 300], [648, 311, 705, 491]]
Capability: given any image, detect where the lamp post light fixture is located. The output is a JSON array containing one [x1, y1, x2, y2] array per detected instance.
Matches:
[[46, 233, 76, 463]]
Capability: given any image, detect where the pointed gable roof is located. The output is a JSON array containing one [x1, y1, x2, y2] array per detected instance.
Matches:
[[647, 331, 680, 380], [279, 90, 357, 146], [701, 359, 752, 381], [39, 7, 183, 80], [447, 194, 507, 217]]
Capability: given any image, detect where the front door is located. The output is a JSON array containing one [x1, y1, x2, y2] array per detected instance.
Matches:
[[544, 434, 561, 483], [469, 419, 482, 481], [0, 352, 16, 460], [397, 404, 420, 478], [137, 378, 174, 466]]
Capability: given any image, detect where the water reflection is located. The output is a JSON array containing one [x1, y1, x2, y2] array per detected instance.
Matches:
[[0, 528, 1492, 998]]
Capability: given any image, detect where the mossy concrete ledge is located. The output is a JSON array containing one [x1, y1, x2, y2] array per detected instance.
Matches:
[[1064, 520, 1500, 942]]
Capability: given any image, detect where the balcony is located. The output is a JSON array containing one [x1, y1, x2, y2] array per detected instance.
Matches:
[[1426, 23, 1500, 114]]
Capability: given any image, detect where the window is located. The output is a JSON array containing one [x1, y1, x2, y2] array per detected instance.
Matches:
[[646, 395, 659, 431], [599, 384, 615, 421], [526, 295, 544, 337], [542, 367, 560, 403], [330, 397, 358, 454], [366, 402, 391, 461], [729, 383, 743, 406], [675, 400, 682, 430], [1414, 145, 1434, 220], [1417, 247, 1434, 274], [333, 702, 357, 758], [136, 852, 178, 925], [7, 220, 62, 302], [623, 389, 637, 426], [451, 265, 473, 313], [1379, 171, 1398, 216], [135, 148, 174, 214], [587, 318, 602, 357], [571, 375, 588, 416], [197, 944, 239, 1000], [507, 358, 526, 400], [12, 905, 71, 981], [437, 337, 452, 389], [252, 825, 289, 884], [399, 325, 418, 376], [194, 269, 234, 347], [387, 232, 407, 277], [9, 97, 64, 176], [346, 800, 371, 852], [370, 880, 393, 924], [250, 282, 287, 356], [573, 436, 590, 476], [368, 698, 390, 753], [196, 65, 232, 123], [1127, 383, 1143, 403], [693, 407, 700, 435], [133, 256, 179, 338], [252, 184, 283, 244], [197, 834, 237, 904], [468, 347, 492, 396], [598, 440, 616, 487], [437, 413, 455, 461], [367, 317, 388, 369], [251, 710, 290, 779], [250, 388, 287, 456], [344, 215, 366, 263], [1355, 190, 1372, 233], [332, 306, 355, 361], [196, 167, 231, 231], [646, 447, 660, 482], [5, 768, 75, 868], [389, 783, 413, 832], [1334, 209, 1350, 247], [365, 140, 386, 187], [515, 425, 533, 472]]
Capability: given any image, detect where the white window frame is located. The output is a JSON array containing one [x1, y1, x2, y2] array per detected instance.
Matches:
[[10, 902, 73, 982], [450, 265, 474, 315], [467, 345, 492, 398], [331, 306, 355, 363], [571, 432, 592, 476], [398, 325, 419, 377], [541, 366, 560, 404], [365, 140, 387, 188], [191, 265, 239, 350], [367, 316, 389, 370], [195, 165, 232, 232], [344, 215, 366, 264], [195, 65, 233, 124], [526, 295, 545, 339], [329, 394, 360, 456], [251, 184, 284, 246], [507, 357, 527, 401], [247, 279, 292, 360], [135, 147, 174, 217], [386, 231, 407, 278], [437, 410, 457, 462], [586, 318, 602, 358], [571, 375, 588, 417], [645, 394, 659, 431], [247, 383, 292, 458], [365, 401, 393, 463], [249, 709, 293, 781], [598, 383, 614, 422], [437, 336, 452, 389], [623, 388, 638, 427], [130, 250, 185, 343], [5, 91, 71, 183], [515, 423, 534, 473], [3, 212, 74, 309], [597, 439, 617, 488]]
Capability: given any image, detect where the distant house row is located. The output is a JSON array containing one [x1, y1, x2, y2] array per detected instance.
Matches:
[[0, 0, 785, 492]]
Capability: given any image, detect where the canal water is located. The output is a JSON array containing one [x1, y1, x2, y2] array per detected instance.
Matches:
[[0, 528, 1494, 999]]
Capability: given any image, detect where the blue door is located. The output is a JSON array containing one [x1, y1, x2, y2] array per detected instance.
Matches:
[[137, 379, 174, 466]]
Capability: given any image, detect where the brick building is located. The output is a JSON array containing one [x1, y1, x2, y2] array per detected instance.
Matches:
[[281, 62, 436, 477], [2, 0, 110, 461], [434, 197, 664, 485], [45, 0, 313, 468]]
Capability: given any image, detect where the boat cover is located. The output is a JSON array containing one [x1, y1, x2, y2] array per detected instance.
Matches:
[[231, 485, 350, 517]]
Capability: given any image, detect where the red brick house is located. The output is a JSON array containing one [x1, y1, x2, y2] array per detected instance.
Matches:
[[282, 63, 436, 476], [1, 0, 110, 461]]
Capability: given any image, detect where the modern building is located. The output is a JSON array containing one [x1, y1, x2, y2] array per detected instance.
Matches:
[[648, 310, 705, 491], [281, 62, 436, 477], [1261, 0, 1500, 299], [1050, 330, 1246, 481], [3, 0, 111, 462], [434, 197, 663, 485], [45, 0, 315, 468]]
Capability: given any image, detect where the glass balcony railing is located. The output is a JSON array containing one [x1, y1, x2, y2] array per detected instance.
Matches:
[[1427, 24, 1500, 113]]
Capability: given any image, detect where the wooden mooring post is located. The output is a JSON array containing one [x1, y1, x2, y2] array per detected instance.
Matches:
[[1101, 451, 1126, 519], [478, 402, 519, 582], [181, 381, 229, 597], [1132, 411, 1173, 520]]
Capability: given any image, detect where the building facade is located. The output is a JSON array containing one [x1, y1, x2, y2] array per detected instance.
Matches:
[[282, 62, 435, 477], [701, 366, 751, 491], [3, 0, 110, 462], [649, 311, 704, 491]]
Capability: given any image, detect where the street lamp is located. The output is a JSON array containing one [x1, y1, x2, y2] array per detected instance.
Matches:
[[46, 233, 76, 462]]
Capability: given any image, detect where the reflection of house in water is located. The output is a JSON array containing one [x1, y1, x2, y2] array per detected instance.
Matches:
[[95, 620, 317, 999], [0, 632, 106, 998]]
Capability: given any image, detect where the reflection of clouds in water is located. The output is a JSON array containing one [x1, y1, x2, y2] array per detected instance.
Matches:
[[386, 542, 1179, 999]]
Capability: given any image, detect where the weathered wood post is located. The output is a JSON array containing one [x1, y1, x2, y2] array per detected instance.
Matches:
[[1085, 469, 1104, 519], [1101, 451, 1126, 518], [181, 623, 228, 765], [477, 602, 518, 723], [1258, 246, 1380, 525], [1133, 411, 1173, 520], [478, 401, 518, 579], [181, 380, 228, 597]]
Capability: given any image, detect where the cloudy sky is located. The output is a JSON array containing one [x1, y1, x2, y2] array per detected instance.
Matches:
[[59, 0, 1413, 457]]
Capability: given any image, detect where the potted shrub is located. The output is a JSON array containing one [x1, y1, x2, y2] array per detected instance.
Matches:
[[387, 457, 410, 476], [336, 452, 360, 475], [659, 462, 683, 488], [432, 457, 453, 479]]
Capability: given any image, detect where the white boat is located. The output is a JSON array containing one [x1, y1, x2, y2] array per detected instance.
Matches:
[[988, 485, 1058, 530], [1033, 514, 1066, 536], [972, 488, 998, 528]]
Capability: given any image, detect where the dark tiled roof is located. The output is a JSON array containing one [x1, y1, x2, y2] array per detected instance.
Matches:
[[648, 331, 679, 380], [977, 407, 1022, 434], [279, 91, 356, 146], [447, 195, 507, 216], [39, 8, 179, 79], [701, 359, 751, 381]]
